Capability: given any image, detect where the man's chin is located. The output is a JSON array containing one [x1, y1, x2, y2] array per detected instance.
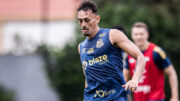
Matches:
[[83, 33, 90, 36], [136, 43, 144, 47]]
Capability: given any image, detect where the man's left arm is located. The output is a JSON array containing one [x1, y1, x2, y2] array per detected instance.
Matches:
[[153, 47, 179, 101], [164, 65, 179, 101], [109, 29, 146, 92]]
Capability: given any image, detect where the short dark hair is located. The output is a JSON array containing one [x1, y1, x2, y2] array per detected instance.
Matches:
[[77, 0, 98, 14], [132, 22, 148, 31], [111, 25, 126, 34]]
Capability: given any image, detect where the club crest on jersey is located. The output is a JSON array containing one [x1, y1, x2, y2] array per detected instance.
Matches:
[[87, 48, 94, 54], [99, 33, 106, 37], [96, 39, 104, 48]]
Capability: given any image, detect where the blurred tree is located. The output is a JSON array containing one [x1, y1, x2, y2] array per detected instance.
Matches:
[[37, 26, 85, 101], [0, 85, 14, 101], [37, 0, 180, 101]]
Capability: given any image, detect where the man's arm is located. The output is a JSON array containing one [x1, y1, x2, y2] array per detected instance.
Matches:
[[153, 47, 179, 101], [164, 65, 179, 101], [109, 29, 146, 91], [78, 44, 87, 88]]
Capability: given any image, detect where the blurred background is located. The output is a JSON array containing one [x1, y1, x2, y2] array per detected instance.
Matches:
[[0, 0, 179, 101]]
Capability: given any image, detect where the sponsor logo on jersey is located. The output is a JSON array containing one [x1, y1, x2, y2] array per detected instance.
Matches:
[[96, 39, 104, 48], [135, 85, 151, 94], [145, 56, 150, 62], [99, 33, 106, 37], [129, 56, 149, 64], [129, 58, 135, 63], [94, 89, 116, 98], [87, 48, 94, 54], [82, 61, 88, 70], [88, 55, 108, 66], [82, 55, 109, 68]]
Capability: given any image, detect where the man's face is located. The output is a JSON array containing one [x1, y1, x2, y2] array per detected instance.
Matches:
[[131, 27, 149, 47], [77, 10, 99, 36]]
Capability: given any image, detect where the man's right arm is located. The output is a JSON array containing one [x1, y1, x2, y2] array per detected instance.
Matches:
[[78, 44, 87, 88]]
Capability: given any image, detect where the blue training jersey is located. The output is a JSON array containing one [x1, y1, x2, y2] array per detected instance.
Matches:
[[124, 47, 171, 70], [79, 28, 128, 101]]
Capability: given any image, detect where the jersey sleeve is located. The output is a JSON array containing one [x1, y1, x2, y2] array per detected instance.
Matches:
[[153, 46, 171, 69], [122, 52, 129, 69]]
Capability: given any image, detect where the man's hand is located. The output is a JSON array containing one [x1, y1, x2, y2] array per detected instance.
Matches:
[[170, 97, 179, 101], [122, 79, 138, 92]]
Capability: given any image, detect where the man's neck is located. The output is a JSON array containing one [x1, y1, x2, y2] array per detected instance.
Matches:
[[87, 26, 100, 39], [138, 41, 150, 51]]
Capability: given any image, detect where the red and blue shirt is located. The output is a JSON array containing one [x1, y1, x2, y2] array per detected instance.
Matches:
[[124, 43, 171, 101]]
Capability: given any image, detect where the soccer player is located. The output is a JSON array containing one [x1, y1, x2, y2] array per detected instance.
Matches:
[[123, 22, 179, 101], [77, 1, 146, 101]]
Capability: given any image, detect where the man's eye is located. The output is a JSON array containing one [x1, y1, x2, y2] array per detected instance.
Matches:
[[79, 19, 82, 23], [134, 33, 138, 36], [85, 18, 90, 22]]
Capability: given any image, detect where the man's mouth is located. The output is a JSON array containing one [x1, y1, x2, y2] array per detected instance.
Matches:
[[82, 29, 88, 33], [82, 28, 88, 30]]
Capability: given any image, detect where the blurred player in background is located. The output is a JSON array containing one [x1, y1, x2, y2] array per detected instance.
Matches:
[[77, 1, 146, 100], [123, 22, 179, 101]]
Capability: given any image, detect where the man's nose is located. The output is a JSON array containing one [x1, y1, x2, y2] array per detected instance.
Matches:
[[136, 35, 142, 39], [81, 21, 86, 27]]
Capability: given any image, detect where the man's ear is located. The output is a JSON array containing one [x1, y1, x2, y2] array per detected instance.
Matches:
[[147, 32, 149, 39], [96, 15, 100, 24]]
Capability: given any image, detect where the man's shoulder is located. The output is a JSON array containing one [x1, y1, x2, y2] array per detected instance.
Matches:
[[79, 39, 87, 47], [109, 28, 125, 38], [151, 43, 171, 68], [153, 45, 167, 60], [100, 28, 110, 34]]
